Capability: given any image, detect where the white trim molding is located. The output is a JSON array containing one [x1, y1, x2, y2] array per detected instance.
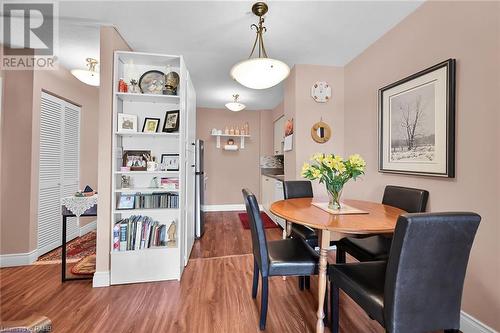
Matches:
[[0, 250, 38, 268], [92, 271, 110, 288], [202, 204, 263, 212], [461, 311, 498, 333], [79, 220, 97, 236]]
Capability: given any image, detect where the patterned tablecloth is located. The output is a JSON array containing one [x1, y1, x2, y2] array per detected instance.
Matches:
[[61, 194, 98, 217]]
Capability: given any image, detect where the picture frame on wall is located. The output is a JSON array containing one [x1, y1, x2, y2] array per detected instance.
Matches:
[[161, 153, 180, 171], [117, 113, 138, 133], [142, 117, 160, 133], [378, 59, 456, 178], [163, 110, 180, 133]]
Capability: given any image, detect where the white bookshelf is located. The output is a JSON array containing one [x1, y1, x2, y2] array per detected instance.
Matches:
[[110, 51, 196, 285]]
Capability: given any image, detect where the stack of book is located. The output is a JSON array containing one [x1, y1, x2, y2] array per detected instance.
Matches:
[[135, 192, 179, 209], [113, 215, 170, 251]]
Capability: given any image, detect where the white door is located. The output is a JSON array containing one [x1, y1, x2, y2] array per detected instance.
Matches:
[[38, 92, 80, 257], [273, 116, 284, 155]]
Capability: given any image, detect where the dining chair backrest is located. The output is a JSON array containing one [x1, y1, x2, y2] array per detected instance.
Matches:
[[283, 181, 313, 199], [382, 185, 429, 213], [384, 212, 481, 333], [242, 188, 270, 276]]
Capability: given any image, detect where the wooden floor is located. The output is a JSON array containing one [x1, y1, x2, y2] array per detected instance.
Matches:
[[0, 212, 447, 332]]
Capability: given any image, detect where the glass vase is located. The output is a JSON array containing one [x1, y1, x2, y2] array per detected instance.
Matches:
[[327, 188, 343, 210]]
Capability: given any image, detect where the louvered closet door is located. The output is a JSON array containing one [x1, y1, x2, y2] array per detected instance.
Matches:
[[38, 92, 80, 256]]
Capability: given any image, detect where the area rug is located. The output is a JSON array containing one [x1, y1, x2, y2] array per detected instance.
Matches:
[[239, 212, 280, 229], [71, 254, 96, 275], [36, 231, 96, 264]]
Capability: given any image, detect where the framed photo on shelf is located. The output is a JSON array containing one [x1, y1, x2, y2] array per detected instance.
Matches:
[[117, 194, 135, 210], [379, 59, 455, 178], [117, 113, 138, 133], [142, 117, 160, 133], [123, 150, 151, 171], [161, 153, 180, 171], [163, 110, 180, 133]]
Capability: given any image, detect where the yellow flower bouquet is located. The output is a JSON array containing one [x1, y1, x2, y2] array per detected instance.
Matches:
[[301, 153, 366, 209]]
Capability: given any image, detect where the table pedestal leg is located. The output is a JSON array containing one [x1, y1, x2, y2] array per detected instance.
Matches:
[[61, 216, 67, 283], [316, 229, 330, 333]]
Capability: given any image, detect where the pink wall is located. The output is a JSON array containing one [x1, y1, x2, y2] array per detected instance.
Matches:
[[284, 64, 345, 200], [343, 1, 500, 329], [197, 107, 272, 205], [95, 27, 132, 274], [0, 50, 34, 254]]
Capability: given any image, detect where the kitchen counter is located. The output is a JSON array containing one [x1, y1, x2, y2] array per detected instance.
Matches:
[[261, 168, 284, 182]]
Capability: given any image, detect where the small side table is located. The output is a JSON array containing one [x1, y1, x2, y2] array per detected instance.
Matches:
[[61, 195, 98, 282]]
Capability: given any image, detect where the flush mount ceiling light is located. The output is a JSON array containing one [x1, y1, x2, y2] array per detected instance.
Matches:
[[225, 94, 246, 112], [230, 2, 290, 90], [71, 58, 100, 86]]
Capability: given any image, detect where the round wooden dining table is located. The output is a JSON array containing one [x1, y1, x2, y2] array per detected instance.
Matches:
[[270, 198, 405, 333]]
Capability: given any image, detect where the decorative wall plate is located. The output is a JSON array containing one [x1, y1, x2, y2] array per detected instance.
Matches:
[[311, 81, 331, 103], [139, 70, 165, 94]]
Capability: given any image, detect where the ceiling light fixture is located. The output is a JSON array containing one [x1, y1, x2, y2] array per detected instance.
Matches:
[[225, 94, 246, 112], [71, 58, 100, 86], [230, 2, 290, 90]]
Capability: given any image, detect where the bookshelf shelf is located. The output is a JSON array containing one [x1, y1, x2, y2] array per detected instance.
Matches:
[[115, 92, 180, 104], [114, 170, 179, 175], [110, 50, 196, 286], [115, 187, 179, 193], [115, 132, 180, 138]]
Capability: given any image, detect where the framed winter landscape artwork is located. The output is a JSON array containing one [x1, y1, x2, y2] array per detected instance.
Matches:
[[379, 59, 455, 177]]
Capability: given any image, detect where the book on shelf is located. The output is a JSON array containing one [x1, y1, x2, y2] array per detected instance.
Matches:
[[160, 177, 179, 190], [113, 215, 173, 252]]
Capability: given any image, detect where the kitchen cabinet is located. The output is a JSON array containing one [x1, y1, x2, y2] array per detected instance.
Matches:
[[261, 175, 286, 234], [273, 116, 285, 155]]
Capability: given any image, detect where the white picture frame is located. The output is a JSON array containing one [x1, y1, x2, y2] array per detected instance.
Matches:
[[117, 113, 138, 133]]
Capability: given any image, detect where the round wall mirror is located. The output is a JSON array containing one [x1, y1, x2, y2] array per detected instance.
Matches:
[[311, 121, 331, 143]]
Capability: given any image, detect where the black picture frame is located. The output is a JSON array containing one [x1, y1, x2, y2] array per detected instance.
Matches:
[[163, 110, 180, 133], [378, 59, 455, 178], [142, 117, 160, 133], [161, 153, 180, 171]]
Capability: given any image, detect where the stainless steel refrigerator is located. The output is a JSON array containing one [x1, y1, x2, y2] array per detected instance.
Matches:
[[195, 139, 205, 238]]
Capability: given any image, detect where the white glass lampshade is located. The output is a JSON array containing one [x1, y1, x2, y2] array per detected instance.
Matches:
[[230, 57, 290, 90], [71, 69, 100, 86], [225, 101, 246, 112]]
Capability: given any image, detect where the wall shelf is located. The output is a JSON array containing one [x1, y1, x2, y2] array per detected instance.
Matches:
[[114, 170, 179, 175], [211, 134, 250, 149], [115, 187, 179, 193]]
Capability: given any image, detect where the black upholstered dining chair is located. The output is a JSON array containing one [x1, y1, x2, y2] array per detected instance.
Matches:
[[329, 212, 481, 333], [242, 189, 319, 330], [283, 180, 318, 290], [335, 185, 429, 264]]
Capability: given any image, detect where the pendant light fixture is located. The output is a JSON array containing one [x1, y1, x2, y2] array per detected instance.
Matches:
[[71, 58, 100, 86], [230, 2, 290, 90], [225, 94, 246, 112]]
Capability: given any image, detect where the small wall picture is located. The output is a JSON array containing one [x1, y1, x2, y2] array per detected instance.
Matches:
[[379, 59, 455, 177], [117, 113, 137, 133], [283, 118, 294, 152], [163, 110, 180, 133], [117, 194, 135, 210], [123, 150, 151, 171], [142, 117, 160, 133], [161, 153, 180, 171]]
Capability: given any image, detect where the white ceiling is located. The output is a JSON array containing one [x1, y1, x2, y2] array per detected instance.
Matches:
[[56, 1, 423, 110]]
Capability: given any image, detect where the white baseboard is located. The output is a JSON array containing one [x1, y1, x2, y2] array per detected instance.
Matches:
[[202, 204, 263, 212], [0, 250, 37, 268], [92, 271, 110, 288], [79, 220, 97, 236], [461, 311, 498, 333]]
